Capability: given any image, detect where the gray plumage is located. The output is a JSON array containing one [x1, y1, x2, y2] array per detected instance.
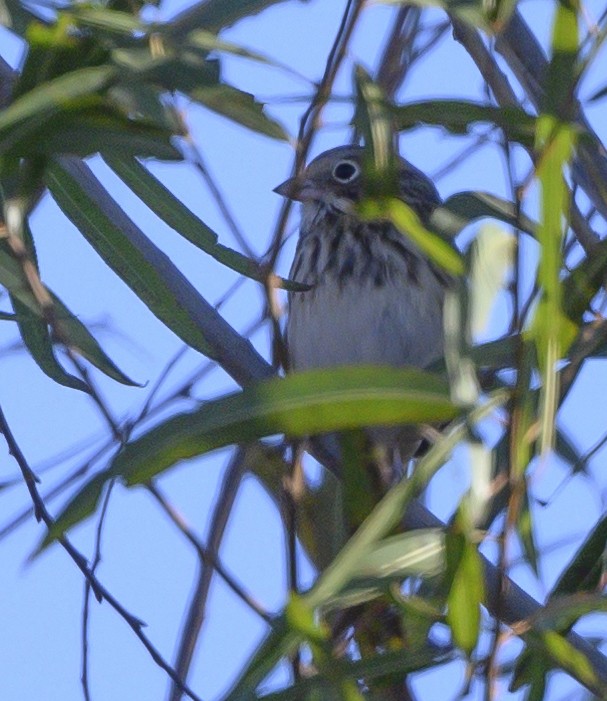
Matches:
[[275, 145, 447, 464]]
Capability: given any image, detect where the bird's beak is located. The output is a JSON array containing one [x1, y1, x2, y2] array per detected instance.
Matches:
[[274, 176, 324, 203], [273, 176, 304, 201]]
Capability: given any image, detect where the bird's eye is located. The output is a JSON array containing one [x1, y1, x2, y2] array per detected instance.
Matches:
[[332, 159, 360, 183]]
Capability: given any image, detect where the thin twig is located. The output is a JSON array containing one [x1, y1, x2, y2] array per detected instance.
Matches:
[[165, 447, 259, 701], [0, 403, 203, 701]]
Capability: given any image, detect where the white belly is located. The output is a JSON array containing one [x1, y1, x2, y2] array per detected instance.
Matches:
[[287, 269, 444, 371]]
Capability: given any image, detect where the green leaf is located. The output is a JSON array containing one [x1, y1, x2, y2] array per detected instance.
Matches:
[[550, 514, 607, 598], [379, 0, 517, 30], [45, 160, 217, 358], [67, 6, 146, 34], [112, 365, 457, 485], [0, 66, 116, 152], [543, 0, 579, 120], [255, 646, 452, 701], [10, 296, 90, 392], [168, 0, 293, 35], [45, 366, 459, 542], [102, 155, 304, 289], [38, 473, 110, 548], [468, 224, 515, 336], [562, 235, 607, 323], [352, 530, 445, 580], [360, 197, 464, 276], [227, 394, 506, 698], [0, 241, 135, 385], [51, 294, 137, 385], [518, 489, 539, 576], [17, 108, 182, 160], [391, 100, 537, 146], [531, 117, 577, 454], [111, 46, 220, 94], [539, 629, 599, 691], [353, 66, 398, 197], [186, 29, 299, 78], [445, 508, 484, 655], [432, 191, 538, 239], [190, 83, 287, 140]]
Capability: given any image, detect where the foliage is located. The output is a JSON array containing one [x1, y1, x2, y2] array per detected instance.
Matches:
[[1, 1, 607, 700]]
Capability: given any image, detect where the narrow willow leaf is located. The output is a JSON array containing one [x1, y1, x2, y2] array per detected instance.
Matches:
[[550, 514, 607, 597], [379, 0, 516, 30], [44, 366, 458, 542], [26, 111, 181, 160], [530, 2, 580, 455], [38, 473, 110, 549], [340, 429, 379, 530], [446, 506, 484, 656], [510, 646, 548, 695], [562, 235, 607, 323], [45, 161, 217, 358], [446, 535, 483, 655], [532, 117, 577, 454], [443, 287, 479, 406], [111, 46, 220, 94], [190, 83, 287, 140], [391, 100, 536, 145], [468, 224, 515, 336], [67, 6, 145, 34], [352, 530, 445, 580], [255, 647, 452, 701], [11, 296, 90, 392], [519, 489, 539, 576], [353, 66, 398, 196], [0, 241, 135, 385], [540, 629, 599, 691], [110, 365, 457, 485], [51, 294, 137, 385], [102, 155, 304, 289], [227, 394, 506, 698], [432, 191, 537, 239], [168, 0, 292, 35], [0, 66, 116, 150], [360, 197, 464, 276], [187, 29, 301, 79], [534, 593, 607, 632]]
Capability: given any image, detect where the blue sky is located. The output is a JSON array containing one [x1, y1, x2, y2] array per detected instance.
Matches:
[[1, 1, 607, 700]]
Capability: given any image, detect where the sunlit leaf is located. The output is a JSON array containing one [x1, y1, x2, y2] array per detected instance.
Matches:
[[352, 530, 445, 580], [445, 509, 484, 655], [532, 115, 577, 453], [226, 394, 505, 697], [112, 365, 457, 485], [360, 197, 464, 275], [468, 224, 515, 336]]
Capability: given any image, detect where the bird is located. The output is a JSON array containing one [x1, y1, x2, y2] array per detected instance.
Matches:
[[274, 144, 449, 481]]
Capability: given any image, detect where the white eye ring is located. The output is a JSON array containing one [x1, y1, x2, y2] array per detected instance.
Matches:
[[332, 159, 360, 184]]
